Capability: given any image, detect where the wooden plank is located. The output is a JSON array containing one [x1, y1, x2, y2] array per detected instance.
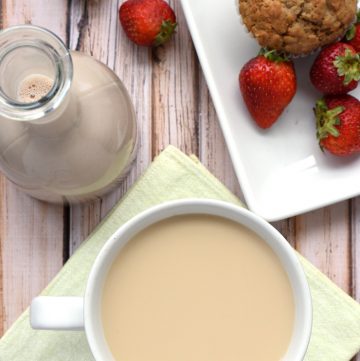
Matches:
[[0, 0, 68, 335], [151, 0, 198, 157], [352, 197, 360, 361], [68, 0, 152, 252], [352, 196, 360, 296], [295, 201, 351, 293], [1, 0, 68, 28], [352, 196, 360, 360], [352, 196, 360, 298], [0, 175, 6, 336], [1, 186, 64, 332], [272, 218, 297, 248], [197, 71, 243, 202]]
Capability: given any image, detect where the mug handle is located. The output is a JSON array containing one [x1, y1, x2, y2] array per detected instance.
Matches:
[[30, 296, 84, 330]]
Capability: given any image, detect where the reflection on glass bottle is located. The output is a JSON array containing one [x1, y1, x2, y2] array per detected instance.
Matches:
[[0, 25, 137, 203]]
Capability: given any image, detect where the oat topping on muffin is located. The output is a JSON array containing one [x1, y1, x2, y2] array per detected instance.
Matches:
[[238, 0, 357, 55]]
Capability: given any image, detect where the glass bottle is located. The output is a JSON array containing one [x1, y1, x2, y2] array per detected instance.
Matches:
[[0, 25, 137, 203]]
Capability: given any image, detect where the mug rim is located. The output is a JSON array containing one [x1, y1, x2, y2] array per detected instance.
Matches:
[[84, 199, 312, 361]]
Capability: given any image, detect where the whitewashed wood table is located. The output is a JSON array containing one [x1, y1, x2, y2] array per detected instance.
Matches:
[[0, 1, 359, 359]]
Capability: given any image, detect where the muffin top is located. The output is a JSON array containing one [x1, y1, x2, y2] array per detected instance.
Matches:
[[238, 0, 357, 55]]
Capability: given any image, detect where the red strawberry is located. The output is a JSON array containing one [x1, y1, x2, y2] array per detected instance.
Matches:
[[315, 94, 360, 156], [239, 49, 297, 129], [119, 0, 177, 47], [344, 12, 360, 52], [310, 43, 360, 95]]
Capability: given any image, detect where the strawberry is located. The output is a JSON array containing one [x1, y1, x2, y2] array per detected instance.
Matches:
[[315, 94, 360, 156], [239, 49, 296, 129], [310, 42, 360, 95], [119, 0, 177, 47], [344, 12, 360, 52]]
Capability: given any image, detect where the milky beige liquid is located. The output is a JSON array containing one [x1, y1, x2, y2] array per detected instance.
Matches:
[[102, 215, 295, 361], [0, 52, 136, 202], [17, 74, 53, 103]]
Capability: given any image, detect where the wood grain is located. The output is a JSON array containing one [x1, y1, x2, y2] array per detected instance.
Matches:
[[352, 196, 360, 300], [100, 0, 152, 218], [198, 70, 243, 202], [352, 197, 360, 361], [272, 218, 297, 248], [151, 0, 198, 157], [68, 0, 152, 252], [0, 175, 6, 335], [296, 201, 351, 293], [0, 0, 68, 334], [67, 0, 105, 252], [1, 189, 64, 331]]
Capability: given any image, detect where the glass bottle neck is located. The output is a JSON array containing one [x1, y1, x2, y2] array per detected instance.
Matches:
[[0, 25, 73, 123]]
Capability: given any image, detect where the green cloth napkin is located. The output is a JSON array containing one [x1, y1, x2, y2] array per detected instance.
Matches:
[[1, 145, 360, 361]]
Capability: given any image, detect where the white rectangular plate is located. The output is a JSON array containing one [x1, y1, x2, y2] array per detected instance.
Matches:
[[181, 0, 360, 221]]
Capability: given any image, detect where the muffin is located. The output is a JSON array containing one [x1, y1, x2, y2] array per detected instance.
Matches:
[[238, 0, 357, 56]]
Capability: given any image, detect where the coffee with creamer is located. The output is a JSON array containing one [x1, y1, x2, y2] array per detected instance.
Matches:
[[102, 214, 295, 361]]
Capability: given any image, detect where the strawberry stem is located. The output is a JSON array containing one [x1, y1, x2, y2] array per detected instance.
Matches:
[[315, 99, 344, 141], [259, 48, 289, 62], [333, 48, 360, 85], [346, 24, 356, 41], [154, 20, 177, 47], [346, 11, 360, 40]]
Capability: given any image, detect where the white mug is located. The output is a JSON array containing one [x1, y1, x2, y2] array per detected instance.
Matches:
[[31, 199, 312, 361]]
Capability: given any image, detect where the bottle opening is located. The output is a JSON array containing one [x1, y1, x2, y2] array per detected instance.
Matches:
[[0, 25, 73, 121], [17, 73, 54, 103], [0, 44, 57, 105]]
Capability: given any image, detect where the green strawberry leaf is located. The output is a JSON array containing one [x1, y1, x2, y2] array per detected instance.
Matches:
[[154, 20, 177, 47], [315, 99, 344, 140], [259, 48, 290, 62], [334, 48, 360, 85], [346, 24, 356, 41]]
